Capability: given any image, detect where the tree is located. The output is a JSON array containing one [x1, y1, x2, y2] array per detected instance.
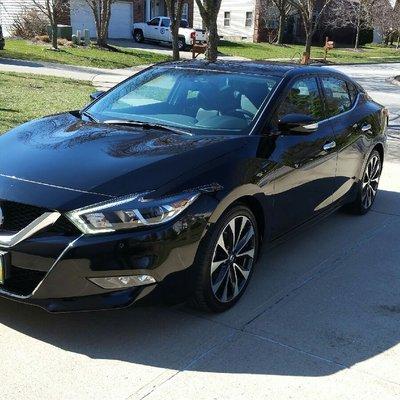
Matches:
[[369, 0, 395, 44], [288, 0, 335, 61], [31, 0, 68, 50], [260, 0, 293, 44], [195, 0, 222, 62], [83, 0, 115, 47], [326, 0, 374, 49], [165, 0, 185, 61]]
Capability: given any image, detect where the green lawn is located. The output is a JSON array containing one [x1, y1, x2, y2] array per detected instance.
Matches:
[[0, 72, 93, 134], [0, 39, 171, 69], [218, 41, 400, 64]]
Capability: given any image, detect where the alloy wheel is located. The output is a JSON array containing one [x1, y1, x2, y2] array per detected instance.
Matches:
[[362, 154, 381, 209], [210, 215, 256, 303]]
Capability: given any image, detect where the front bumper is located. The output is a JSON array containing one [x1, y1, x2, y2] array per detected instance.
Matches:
[[0, 199, 214, 312]]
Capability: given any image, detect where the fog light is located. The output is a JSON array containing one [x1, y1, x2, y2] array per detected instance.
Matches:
[[89, 275, 156, 289]]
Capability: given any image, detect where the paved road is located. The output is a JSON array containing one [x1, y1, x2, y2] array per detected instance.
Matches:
[[0, 63, 399, 400]]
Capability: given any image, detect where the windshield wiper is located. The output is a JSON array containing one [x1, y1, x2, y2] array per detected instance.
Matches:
[[102, 120, 193, 136]]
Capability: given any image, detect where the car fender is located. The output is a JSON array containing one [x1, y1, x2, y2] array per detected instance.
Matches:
[[208, 184, 268, 225]]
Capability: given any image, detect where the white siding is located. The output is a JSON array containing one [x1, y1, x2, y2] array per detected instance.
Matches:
[[0, 0, 45, 37], [193, 0, 256, 41]]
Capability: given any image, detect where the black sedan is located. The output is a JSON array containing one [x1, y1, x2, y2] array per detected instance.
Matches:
[[0, 61, 387, 313]]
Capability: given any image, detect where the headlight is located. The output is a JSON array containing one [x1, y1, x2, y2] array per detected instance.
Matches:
[[66, 191, 200, 234]]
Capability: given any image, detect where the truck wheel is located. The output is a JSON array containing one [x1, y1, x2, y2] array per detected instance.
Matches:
[[133, 30, 144, 43], [177, 37, 186, 51]]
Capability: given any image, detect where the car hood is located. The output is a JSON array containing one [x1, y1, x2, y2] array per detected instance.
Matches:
[[0, 113, 248, 210]]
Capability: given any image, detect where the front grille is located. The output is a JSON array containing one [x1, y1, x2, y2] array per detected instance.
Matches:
[[1, 265, 46, 296], [1, 201, 48, 231], [1, 201, 80, 236], [48, 216, 81, 235]]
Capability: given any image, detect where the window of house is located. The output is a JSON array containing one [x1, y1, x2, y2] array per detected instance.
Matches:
[[182, 3, 189, 21], [321, 77, 352, 117], [273, 77, 324, 125], [224, 12, 231, 26], [245, 12, 253, 27]]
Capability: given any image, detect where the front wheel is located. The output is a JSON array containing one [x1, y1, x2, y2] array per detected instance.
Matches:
[[190, 205, 259, 313], [348, 149, 382, 215], [133, 30, 144, 43]]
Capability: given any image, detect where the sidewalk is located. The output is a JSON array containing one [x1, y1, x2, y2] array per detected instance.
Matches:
[[0, 57, 145, 90]]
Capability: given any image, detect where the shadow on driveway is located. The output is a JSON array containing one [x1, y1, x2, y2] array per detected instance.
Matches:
[[0, 189, 399, 380]]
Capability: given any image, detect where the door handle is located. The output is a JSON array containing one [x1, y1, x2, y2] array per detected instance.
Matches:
[[323, 141, 336, 151], [361, 124, 372, 132]]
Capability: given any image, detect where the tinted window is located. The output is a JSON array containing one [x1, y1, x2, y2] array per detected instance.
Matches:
[[321, 77, 352, 117], [161, 18, 170, 27], [275, 77, 324, 123], [148, 18, 160, 26], [347, 82, 359, 104]]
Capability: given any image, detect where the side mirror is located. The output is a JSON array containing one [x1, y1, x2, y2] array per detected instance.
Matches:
[[278, 114, 319, 134], [90, 91, 105, 101], [147, 21, 151, 25]]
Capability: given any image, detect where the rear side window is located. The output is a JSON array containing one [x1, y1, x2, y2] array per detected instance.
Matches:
[[347, 82, 359, 104], [275, 77, 324, 122], [321, 77, 352, 117]]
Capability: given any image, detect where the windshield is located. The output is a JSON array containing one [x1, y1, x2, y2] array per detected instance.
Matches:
[[86, 67, 282, 135]]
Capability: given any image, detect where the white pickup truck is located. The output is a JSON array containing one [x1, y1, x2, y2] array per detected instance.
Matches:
[[132, 17, 206, 50]]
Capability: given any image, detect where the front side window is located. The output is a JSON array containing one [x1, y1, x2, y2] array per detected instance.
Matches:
[[321, 77, 352, 117], [274, 77, 324, 124], [245, 12, 253, 27], [87, 67, 282, 135], [224, 12, 231, 26], [148, 18, 160, 26]]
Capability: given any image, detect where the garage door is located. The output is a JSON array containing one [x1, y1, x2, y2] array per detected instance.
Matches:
[[109, 2, 134, 39], [70, 0, 97, 38], [70, 0, 133, 39]]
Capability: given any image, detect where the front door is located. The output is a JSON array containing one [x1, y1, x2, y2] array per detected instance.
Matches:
[[146, 17, 161, 40], [266, 76, 338, 236]]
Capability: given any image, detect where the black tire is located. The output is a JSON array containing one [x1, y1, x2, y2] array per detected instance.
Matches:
[[177, 37, 186, 51], [347, 149, 382, 215], [133, 30, 144, 43], [190, 205, 260, 313]]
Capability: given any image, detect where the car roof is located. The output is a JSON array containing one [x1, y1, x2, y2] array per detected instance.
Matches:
[[157, 60, 349, 80]]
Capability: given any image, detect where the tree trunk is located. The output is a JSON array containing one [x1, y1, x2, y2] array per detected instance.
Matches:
[[206, 16, 219, 62], [51, 24, 58, 50], [171, 21, 180, 61], [396, 34, 400, 49], [304, 32, 312, 61], [354, 24, 360, 50], [276, 13, 285, 45]]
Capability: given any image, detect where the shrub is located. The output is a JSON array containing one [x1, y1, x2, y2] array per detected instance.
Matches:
[[11, 8, 48, 39], [34, 35, 51, 43]]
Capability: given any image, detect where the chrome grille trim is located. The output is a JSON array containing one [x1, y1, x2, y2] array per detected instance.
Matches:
[[0, 212, 61, 248]]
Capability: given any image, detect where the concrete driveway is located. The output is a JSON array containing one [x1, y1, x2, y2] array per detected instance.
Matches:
[[1, 64, 400, 400]]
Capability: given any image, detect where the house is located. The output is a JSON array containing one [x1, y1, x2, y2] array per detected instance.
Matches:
[[0, 0, 194, 39], [194, 0, 258, 42]]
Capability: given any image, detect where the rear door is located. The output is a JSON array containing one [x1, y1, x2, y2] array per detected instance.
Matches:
[[267, 76, 338, 236], [159, 18, 172, 42], [320, 76, 370, 205]]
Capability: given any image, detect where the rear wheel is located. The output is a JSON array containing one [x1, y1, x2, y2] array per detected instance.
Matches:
[[133, 30, 144, 43], [190, 205, 259, 313], [177, 37, 186, 51], [348, 150, 382, 215]]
